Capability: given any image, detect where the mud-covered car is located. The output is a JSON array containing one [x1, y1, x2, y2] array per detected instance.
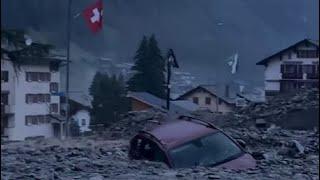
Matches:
[[129, 115, 256, 169]]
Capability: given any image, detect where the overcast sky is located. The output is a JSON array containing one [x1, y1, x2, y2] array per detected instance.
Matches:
[[2, 0, 319, 87]]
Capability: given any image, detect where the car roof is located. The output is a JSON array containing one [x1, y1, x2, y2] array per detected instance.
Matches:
[[141, 118, 219, 149]]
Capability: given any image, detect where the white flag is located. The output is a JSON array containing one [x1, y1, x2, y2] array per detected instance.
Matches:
[[227, 53, 239, 74]]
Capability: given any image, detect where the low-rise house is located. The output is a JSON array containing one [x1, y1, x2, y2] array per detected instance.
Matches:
[[127, 91, 199, 115], [256, 39, 319, 97], [60, 96, 91, 133], [1, 48, 66, 141], [176, 85, 237, 114]]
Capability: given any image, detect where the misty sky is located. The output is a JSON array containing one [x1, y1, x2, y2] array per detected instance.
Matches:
[[2, 0, 319, 88]]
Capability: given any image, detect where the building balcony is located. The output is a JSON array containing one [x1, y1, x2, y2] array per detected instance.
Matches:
[[281, 73, 303, 79]]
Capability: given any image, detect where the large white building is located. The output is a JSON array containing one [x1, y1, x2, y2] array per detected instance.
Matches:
[[256, 39, 319, 96], [1, 53, 66, 141]]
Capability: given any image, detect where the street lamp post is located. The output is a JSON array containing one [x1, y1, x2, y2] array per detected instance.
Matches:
[[166, 49, 179, 111]]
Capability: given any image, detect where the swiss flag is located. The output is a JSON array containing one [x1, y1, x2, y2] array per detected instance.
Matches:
[[83, 0, 103, 33]]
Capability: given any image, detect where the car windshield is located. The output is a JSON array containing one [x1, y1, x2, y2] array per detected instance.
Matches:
[[169, 132, 242, 168]]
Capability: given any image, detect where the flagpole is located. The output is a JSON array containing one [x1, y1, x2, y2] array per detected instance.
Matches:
[[65, 0, 72, 139]]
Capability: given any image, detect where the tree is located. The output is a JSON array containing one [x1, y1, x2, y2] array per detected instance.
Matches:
[[89, 72, 129, 127], [146, 34, 166, 98], [127, 34, 166, 98], [127, 36, 149, 92]]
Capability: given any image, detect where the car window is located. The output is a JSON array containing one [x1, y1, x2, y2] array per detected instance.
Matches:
[[169, 132, 242, 168], [130, 136, 168, 164]]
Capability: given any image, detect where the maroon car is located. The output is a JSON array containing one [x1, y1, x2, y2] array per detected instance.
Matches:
[[129, 115, 256, 169]]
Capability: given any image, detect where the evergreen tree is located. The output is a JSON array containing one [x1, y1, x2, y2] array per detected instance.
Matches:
[[127, 35, 166, 98], [146, 34, 166, 98], [89, 72, 129, 127], [127, 36, 149, 92]]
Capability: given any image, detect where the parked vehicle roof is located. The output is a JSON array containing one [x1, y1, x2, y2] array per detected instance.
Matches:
[[141, 118, 219, 149]]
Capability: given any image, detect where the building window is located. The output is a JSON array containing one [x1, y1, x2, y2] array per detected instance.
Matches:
[[297, 50, 319, 58], [218, 98, 223, 105], [302, 65, 315, 74], [280, 81, 298, 92], [81, 119, 86, 126], [1, 71, 8, 82], [282, 64, 297, 73], [26, 72, 51, 82], [50, 103, 58, 113], [25, 116, 32, 126], [26, 94, 51, 104], [25, 115, 50, 126], [192, 97, 199, 104], [205, 97, 211, 105], [50, 82, 59, 93], [1, 93, 8, 105]]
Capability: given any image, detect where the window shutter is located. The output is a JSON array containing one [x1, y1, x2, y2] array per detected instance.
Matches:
[[280, 64, 284, 73], [297, 65, 302, 74], [25, 94, 29, 104]]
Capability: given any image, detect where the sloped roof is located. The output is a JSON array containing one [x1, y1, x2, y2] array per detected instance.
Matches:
[[176, 85, 237, 105], [127, 91, 199, 114], [256, 39, 319, 66]]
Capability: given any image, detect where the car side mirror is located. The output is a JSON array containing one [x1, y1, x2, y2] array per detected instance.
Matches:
[[236, 139, 246, 149]]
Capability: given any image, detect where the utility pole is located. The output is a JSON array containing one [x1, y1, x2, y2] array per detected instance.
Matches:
[[65, 0, 72, 139], [166, 49, 179, 111]]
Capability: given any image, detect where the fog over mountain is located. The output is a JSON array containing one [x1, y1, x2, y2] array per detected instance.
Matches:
[[2, 0, 319, 89]]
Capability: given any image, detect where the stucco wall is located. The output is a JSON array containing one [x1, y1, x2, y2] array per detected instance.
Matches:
[[71, 110, 91, 133], [183, 91, 233, 113], [264, 43, 319, 92], [1, 59, 60, 140]]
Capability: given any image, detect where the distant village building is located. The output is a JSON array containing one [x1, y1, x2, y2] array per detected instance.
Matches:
[[1, 52, 66, 141], [256, 39, 319, 96], [176, 85, 237, 114], [175, 84, 264, 113], [60, 97, 91, 133], [127, 91, 199, 115]]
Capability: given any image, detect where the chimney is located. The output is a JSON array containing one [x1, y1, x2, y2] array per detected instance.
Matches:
[[225, 85, 229, 98]]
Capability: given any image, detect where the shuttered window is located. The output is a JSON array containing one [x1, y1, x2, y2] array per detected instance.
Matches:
[[1, 71, 8, 82], [26, 72, 51, 82]]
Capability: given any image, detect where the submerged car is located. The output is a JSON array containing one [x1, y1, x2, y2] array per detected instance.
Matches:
[[129, 115, 256, 169]]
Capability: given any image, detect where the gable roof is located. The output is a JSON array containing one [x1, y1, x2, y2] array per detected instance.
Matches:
[[176, 85, 237, 105], [256, 39, 319, 66], [127, 91, 199, 114]]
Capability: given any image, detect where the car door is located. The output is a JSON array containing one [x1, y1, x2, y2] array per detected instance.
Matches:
[[129, 135, 170, 166]]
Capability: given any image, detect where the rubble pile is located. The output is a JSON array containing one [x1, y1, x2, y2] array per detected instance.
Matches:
[[1, 129, 319, 180], [234, 89, 319, 128], [1, 90, 319, 179]]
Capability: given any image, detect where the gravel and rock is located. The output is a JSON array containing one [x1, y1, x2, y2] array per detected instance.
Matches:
[[1, 90, 319, 179]]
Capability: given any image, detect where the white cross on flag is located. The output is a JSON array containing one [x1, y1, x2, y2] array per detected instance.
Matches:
[[83, 0, 103, 33]]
